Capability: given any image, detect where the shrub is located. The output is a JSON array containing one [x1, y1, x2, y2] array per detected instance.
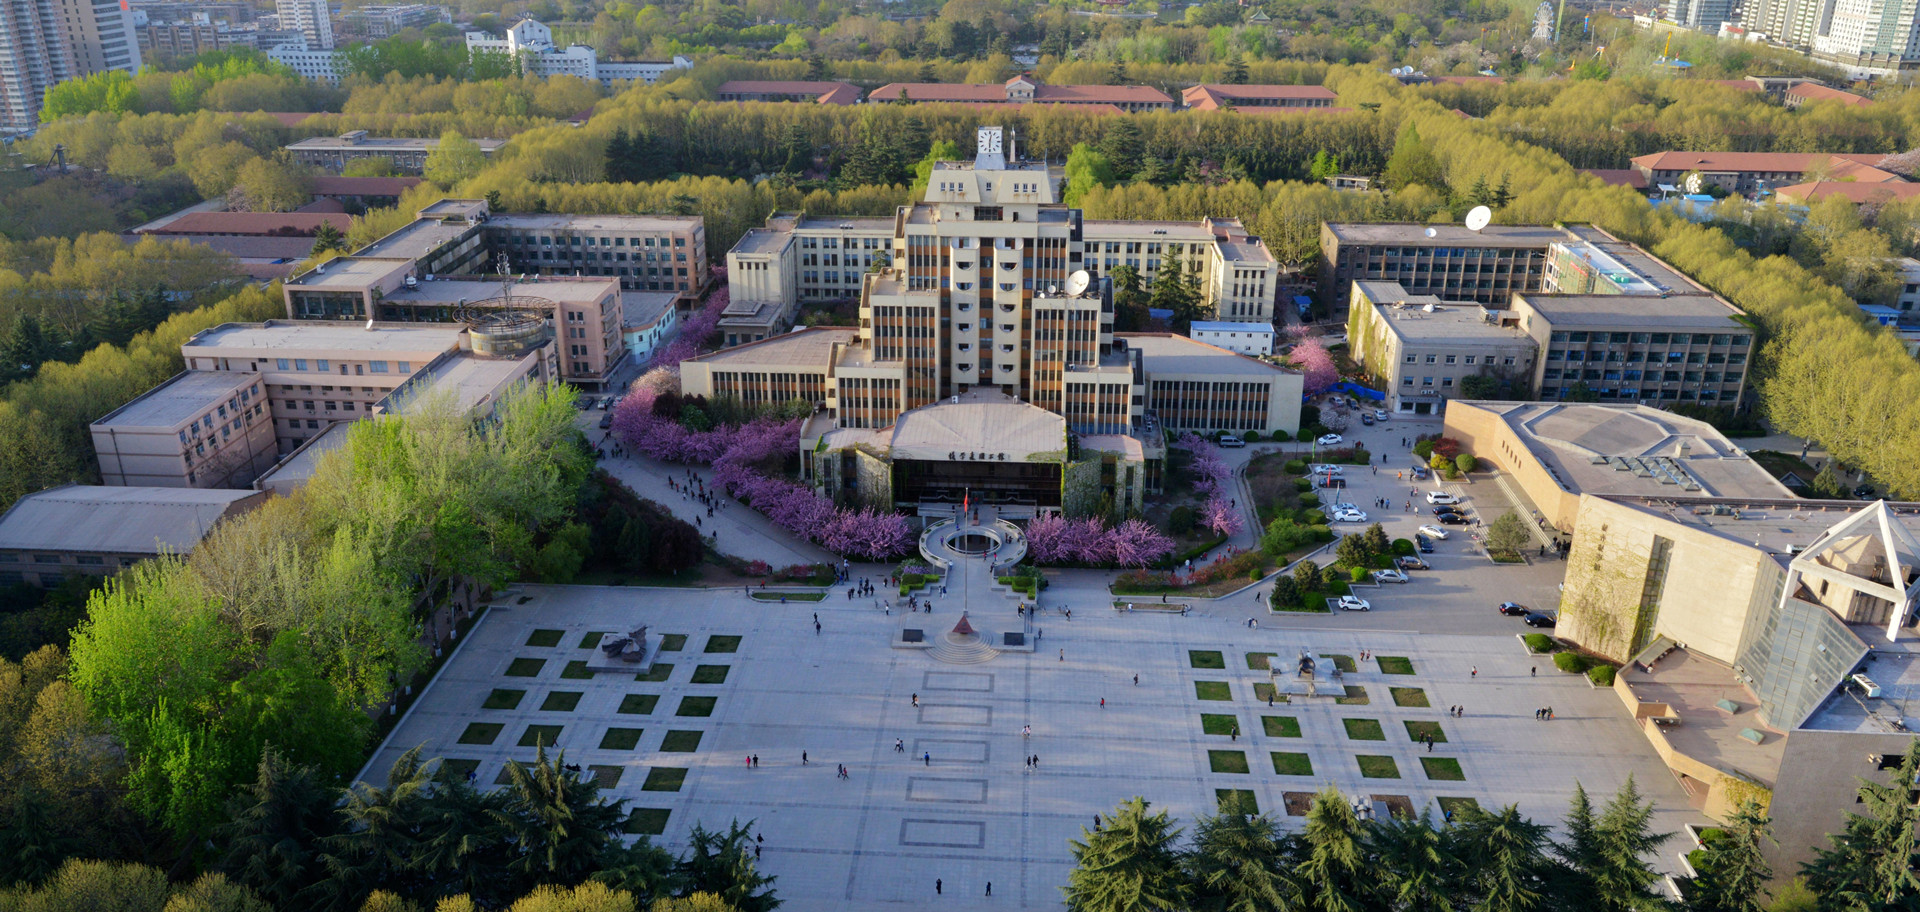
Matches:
[[1413, 439, 1436, 460], [1268, 429, 1291, 442], [1249, 566, 1265, 581], [1293, 477, 1314, 492], [1587, 665, 1617, 686], [1190, 549, 1264, 586], [1283, 459, 1306, 475], [1523, 633, 1554, 653], [1114, 569, 1177, 591], [1430, 454, 1455, 478], [1455, 453, 1476, 474], [1319, 564, 1343, 588], [1298, 493, 1321, 509], [1327, 579, 1351, 596], [1431, 437, 1464, 458], [1292, 559, 1321, 590], [1553, 651, 1591, 673], [1169, 505, 1197, 534], [1350, 448, 1371, 465], [1391, 538, 1416, 556], [1261, 517, 1316, 556], [1311, 525, 1334, 542], [1349, 566, 1369, 582], [1243, 430, 1261, 442], [1269, 576, 1300, 609]]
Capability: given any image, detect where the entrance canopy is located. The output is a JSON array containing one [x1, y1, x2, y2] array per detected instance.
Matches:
[[889, 388, 1066, 462]]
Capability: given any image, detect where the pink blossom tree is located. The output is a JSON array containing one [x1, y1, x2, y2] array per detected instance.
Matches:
[[1025, 514, 1070, 564], [1203, 495, 1244, 537], [1107, 519, 1175, 568], [1288, 338, 1338, 394]]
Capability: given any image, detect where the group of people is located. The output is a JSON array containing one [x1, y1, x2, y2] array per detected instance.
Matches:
[[667, 471, 726, 524], [848, 579, 876, 598]]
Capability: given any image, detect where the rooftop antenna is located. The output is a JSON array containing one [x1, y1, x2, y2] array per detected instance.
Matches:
[[1465, 205, 1493, 231]]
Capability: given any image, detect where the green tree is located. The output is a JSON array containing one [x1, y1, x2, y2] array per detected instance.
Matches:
[[1110, 263, 1149, 331], [1064, 143, 1117, 207], [217, 751, 340, 908], [674, 820, 778, 912], [1308, 150, 1342, 182], [617, 513, 654, 571], [1455, 454, 1477, 474], [1383, 124, 1444, 192], [1363, 522, 1391, 556], [1563, 381, 1600, 403], [1223, 54, 1249, 85], [1458, 374, 1501, 398], [1184, 804, 1297, 912], [1268, 575, 1300, 610], [1686, 800, 1771, 912], [1150, 255, 1202, 333], [1298, 788, 1366, 912], [342, 157, 397, 177], [0, 858, 171, 911], [499, 744, 629, 890], [1063, 797, 1188, 912], [1457, 804, 1553, 912], [1588, 777, 1673, 912], [424, 131, 487, 186], [1335, 533, 1373, 570], [309, 746, 436, 911], [311, 222, 348, 255], [1099, 120, 1145, 181], [1292, 559, 1321, 591], [1367, 809, 1457, 912], [229, 156, 314, 212], [1802, 739, 1920, 910], [1486, 511, 1529, 557]]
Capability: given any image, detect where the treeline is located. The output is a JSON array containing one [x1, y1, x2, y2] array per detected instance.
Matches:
[[38, 49, 340, 121], [0, 233, 242, 373]]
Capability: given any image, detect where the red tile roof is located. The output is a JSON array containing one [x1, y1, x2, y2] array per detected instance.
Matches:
[[1181, 84, 1338, 110], [1580, 168, 1649, 189], [868, 81, 1174, 105], [1774, 181, 1920, 204], [310, 176, 423, 197], [138, 211, 354, 237], [1787, 82, 1873, 106], [715, 80, 863, 105], [1630, 151, 1896, 180], [1215, 105, 1354, 116], [944, 101, 1128, 115]]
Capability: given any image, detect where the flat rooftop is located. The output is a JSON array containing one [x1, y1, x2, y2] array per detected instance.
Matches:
[[1082, 220, 1217, 241], [686, 327, 856, 368], [1118, 333, 1299, 378], [0, 484, 262, 555], [384, 276, 617, 305], [287, 135, 507, 152], [1618, 648, 1785, 787], [287, 256, 413, 289], [184, 320, 465, 354], [351, 217, 477, 262], [1517, 293, 1743, 327], [791, 215, 893, 232], [730, 226, 794, 256], [889, 388, 1065, 461], [1325, 223, 1573, 248], [622, 291, 677, 330], [383, 350, 534, 415], [1189, 321, 1277, 334], [1802, 641, 1920, 734], [1358, 284, 1533, 342], [1597, 495, 1920, 556], [93, 370, 252, 429], [1466, 402, 1793, 500], [1558, 225, 1710, 295], [254, 420, 353, 493], [490, 213, 702, 232]]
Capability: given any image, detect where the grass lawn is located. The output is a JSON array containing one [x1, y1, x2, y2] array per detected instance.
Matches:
[[636, 663, 673, 683], [1437, 796, 1481, 818], [1404, 720, 1448, 743], [660, 730, 703, 752], [588, 765, 623, 788], [704, 635, 742, 653], [1189, 650, 1226, 669], [1356, 755, 1402, 779], [641, 767, 687, 792], [1421, 757, 1466, 781], [1325, 654, 1357, 673], [691, 665, 731, 684], [1194, 681, 1232, 701], [1247, 652, 1277, 670], [578, 632, 604, 649], [1251, 683, 1291, 704], [1201, 714, 1241, 736], [1389, 687, 1430, 708], [1263, 716, 1302, 738], [599, 727, 644, 750], [1208, 750, 1251, 774], [1217, 789, 1259, 814], [618, 693, 659, 715], [751, 591, 826, 601], [457, 722, 503, 745], [1376, 656, 1416, 675], [676, 696, 718, 717], [625, 808, 671, 835], [504, 658, 546, 677], [1342, 718, 1386, 741], [482, 689, 525, 710], [660, 634, 688, 651], [518, 724, 563, 748], [526, 629, 564, 648], [560, 661, 594, 680], [539, 691, 583, 712], [1335, 685, 1370, 705], [1271, 752, 1314, 776]]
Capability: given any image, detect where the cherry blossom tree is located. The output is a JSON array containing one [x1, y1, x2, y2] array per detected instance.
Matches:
[[1025, 513, 1071, 564], [1108, 519, 1175, 568], [1288, 338, 1338, 394], [1203, 495, 1244, 537]]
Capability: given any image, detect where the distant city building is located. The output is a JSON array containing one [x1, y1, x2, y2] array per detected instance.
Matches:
[[134, 210, 354, 237], [336, 3, 447, 40], [285, 130, 507, 173], [266, 42, 342, 81], [133, 15, 247, 60], [0, 0, 142, 132], [0, 485, 268, 586], [274, 0, 329, 49], [714, 79, 862, 104], [867, 74, 1177, 112], [462, 18, 689, 88], [1666, 0, 1734, 33], [1809, 0, 1920, 75], [1187, 320, 1277, 355]]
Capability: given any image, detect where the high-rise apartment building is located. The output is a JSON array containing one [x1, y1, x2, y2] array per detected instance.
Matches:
[[274, 0, 329, 49], [0, 0, 139, 131], [1811, 0, 1920, 73]]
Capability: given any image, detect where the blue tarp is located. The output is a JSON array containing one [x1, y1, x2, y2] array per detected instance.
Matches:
[[1325, 381, 1386, 401]]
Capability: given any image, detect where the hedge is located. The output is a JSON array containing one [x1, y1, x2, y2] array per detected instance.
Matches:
[[1299, 493, 1321, 509], [1268, 429, 1292, 442], [1391, 538, 1415, 556], [1350, 566, 1369, 582], [1283, 459, 1306, 475], [1587, 665, 1617, 686], [1523, 634, 1554, 653], [1553, 651, 1591, 673]]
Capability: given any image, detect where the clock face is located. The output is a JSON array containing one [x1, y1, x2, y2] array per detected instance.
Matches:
[[978, 128, 1002, 153]]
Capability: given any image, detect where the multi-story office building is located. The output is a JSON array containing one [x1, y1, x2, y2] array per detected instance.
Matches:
[[1187, 321, 1276, 356], [58, 0, 140, 77], [462, 18, 688, 88], [1, 0, 140, 132], [285, 130, 507, 174], [0, 485, 268, 586], [91, 369, 279, 487], [722, 215, 893, 346], [1346, 281, 1539, 414], [1510, 291, 1752, 406], [265, 41, 341, 81], [1809, 0, 1920, 74], [336, 3, 446, 39], [273, 0, 329, 49], [1666, 0, 1735, 31], [1317, 223, 1567, 308], [134, 15, 246, 61]]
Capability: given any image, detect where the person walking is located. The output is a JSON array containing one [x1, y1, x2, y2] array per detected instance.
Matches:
[[924, 751, 931, 766], [1133, 674, 1139, 686], [936, 879, 942, 895], [1100, 697, 1105, 708], [802, 751, 808, 765], [912, 693, 918, 707], [1059, 648, 1064, 661], [1470, 666, 1477, 678], [986, 882, 992, 897], [1531, 666, 1537, 677]]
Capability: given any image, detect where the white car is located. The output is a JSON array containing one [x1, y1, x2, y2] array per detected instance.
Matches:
[[1425, 491, 1459, 505], [1307, 464, 1345, 476], [1372, 568, 1409, 584], [1373, 409, 1389, 420], [1316, 434, 1344, 446], [1335, 595, 1372, 611], [1332, 509, 1369, 523], [1331, 502, 1359, 513], [1417, 524, 1450, 540]]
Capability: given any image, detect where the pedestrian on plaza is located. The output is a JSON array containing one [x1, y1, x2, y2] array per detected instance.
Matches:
[[1531, 666, 1536, 677], [1100, 697, 1105, 708], [912, 694, 918, 706], [815, 621, 822, 635], [924, 752, 931, 766], [753, 754, 759, 767], [802, 751, 808, 765], [1059, 649, 1064, 661], [1548, 707, 1554, 719], [1231, 724, 1238, 742], [986, 882, 992, 897], [896, 738, 904, 752], [1471, 666, 1477, 678], [1133, 674, 1139, 685], [936, 879, 942, 895]]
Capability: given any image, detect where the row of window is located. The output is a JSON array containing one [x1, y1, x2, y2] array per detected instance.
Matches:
[[1549, 331, 1750, 345], [503, 233, 686, 248], [1548, 350, 1746, 365], [1542, 387, 1726, 401], [276, 358, 410, 373], [1404, 353, 1521, 366], [799, 236, 885, 250], [1542, 369, 1743, 383]]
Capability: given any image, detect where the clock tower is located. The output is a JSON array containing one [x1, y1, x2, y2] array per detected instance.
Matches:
[[974, 126, 1006, 170]]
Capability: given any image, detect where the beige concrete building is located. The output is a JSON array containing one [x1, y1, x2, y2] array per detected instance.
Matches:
[[1119, 333, 1303, 437], [1509, 292, 1753, 406], [722, 214, 892, 346], [91, 369, 278, 488], [1441, 401, 1792, 532], [374, 346, 552, 420], [0, 484, 267, 587], [1346, 281, 1538, 415]]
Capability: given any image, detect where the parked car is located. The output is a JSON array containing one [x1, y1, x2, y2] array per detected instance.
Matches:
[[598, 413, 615, 430], [1395, 556, 1429, 571], [599, 396, 617, 410], [1332, 509, 1369, 523], [1316, 434, 1344, 446], [1417, 524, 1449, 539], [1218, 435, 1245, 448], [1523, 612, 1557, 628], [1498, 602, 1530, 616], [1318, 477, 1348, 489], [1308, 464, 1345, 476], [1415, 535, 1435, 553], [1426, 491, 1459, 505], [1331, 503, 1359, 513], [576, 394, 597, 409], [1436, 513, 1470, 525], [1360, 414, 1375, 425], [1372, 568, 1409, 584], [1335, 595, 1372, 611], [1854, 484, 1878, 500], [1373, 409, 1389, 420], [1432, 506, 1462, 517], [1411, 465, 1431, 480]]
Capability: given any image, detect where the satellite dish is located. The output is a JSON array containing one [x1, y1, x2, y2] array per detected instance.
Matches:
[[1065, 270, 1091, 297], [1465, 205, 1493, 231], [1424, 227, 1438, 238], [1048, 284, 1058, 294]]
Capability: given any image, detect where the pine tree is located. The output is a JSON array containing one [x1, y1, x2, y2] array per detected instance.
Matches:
[[1185, 804, 1298, 912], [216, 751, 340, 909], [1457, 804, 1553, 912], [0, 314, 48, 382], [311, 222, 347, 255], [1686, 800, 1771, 912], [917, 61, 937, 83], [605, 129, 636, 183], [1224, 53, 1249, 85], [1367, 809, 1458, 912], [1383, 124, 1444, 192], [780, 123, 811, 175], [1100, 120, 1145, 180], [1064, 797, 1188, 912], [1589, 777, 1673, 912], [1802, 739, 1920, 909], [1108, 59, 1130, 86], [1298, 788, 1366, 912], [617, 513, 652, 570], [675, 820, 779, 912], [805, 53, 828, 80], [1364, 523, 1391, 556]]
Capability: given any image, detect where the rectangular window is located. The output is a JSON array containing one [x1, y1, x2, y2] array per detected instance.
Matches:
[[294, 359, 308, 371], [370, 361, 389, 373], [398, 362, 410, 372], [316, 359, 329, 371], [277, 358, 290, 370]]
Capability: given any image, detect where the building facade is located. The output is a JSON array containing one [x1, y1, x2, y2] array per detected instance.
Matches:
[[1180, 84, 1339, 110], [1, 0, 141, 132], [0, 485, 267, 587], [1346, 282, 1538, 414], [463, 18, 688, 87], [1318, 223, 1565, 308], [273, 0, 329, 49], [1510, 292, 1752, 406], [1629, 151, 1898, 194], [867, 75, 1176, 111], [336, 4, 446, 39], [1187, 321, 1276, 356], [714, 80, 861, 104], [91, 369, 279, 487], [285, 130, 507, 174]]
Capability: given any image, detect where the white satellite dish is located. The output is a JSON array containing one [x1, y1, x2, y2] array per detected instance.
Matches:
[[1065, 270, 1091, 297], [1465, 205, 1492, 232], [1048, 284, 1058, 294], [1424, 227, 1438, 238]]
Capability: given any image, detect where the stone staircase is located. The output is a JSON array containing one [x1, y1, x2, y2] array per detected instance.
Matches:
[[929, 631, 1000, 664]]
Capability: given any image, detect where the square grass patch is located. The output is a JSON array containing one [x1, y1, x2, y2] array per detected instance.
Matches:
[[1246, 652, 1277, 670], [1201, 714, 1241, 736], [1334, 685, 1370, 705], [526, 629, 564, 648], [578, 631, 604, 649], [1270, 751, 1314, 776], [1325, 654, 1357, 673], [1343, 718, 1387, 741], [1208, 750, 1251, 774], [624, 808, 670, 835], [505, 658, 546, 678], [587, 765, 623, 788], [703, 635, 742, 654], [1356, 755, 1402, 779], [1390, 686, 1430, 708], [1404, 720, 1448, 743], [641, 767, 687, 792], [599, 727, 644, 750], [691, 665, 731, 685], [1437, 796, 1481, 819], [659, 634, 688, 652], [1262, 715, 1302, 738], [1216, 789, 1259, 814], [1376, 655, 1416, 675], [660, 730, 704, 752], [1421, 757, 1466, 781], [540, 691, 583, 712], [676, 696, 718, 717], [636, 663, 674, 683], [457, 722, 503, 745], [560, 661, 595, 680], [1189, 650, 1226, 669], [1251, 683, 1291, 704], [517, 724, 564, 748], [1194, 681, 1232, 701], [482, 688, 525, 710], [618, 694, 659, 715]]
